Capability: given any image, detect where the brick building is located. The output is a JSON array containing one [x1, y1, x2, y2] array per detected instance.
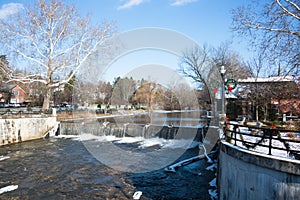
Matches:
[[0, 84, 27, 103]]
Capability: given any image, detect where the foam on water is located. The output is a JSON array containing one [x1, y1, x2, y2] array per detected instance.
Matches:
[[57, 133, 199, 150], [115, 137, 144, 144]]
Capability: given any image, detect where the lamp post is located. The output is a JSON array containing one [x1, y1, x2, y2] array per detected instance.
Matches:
[[220, 65, 226, 115]]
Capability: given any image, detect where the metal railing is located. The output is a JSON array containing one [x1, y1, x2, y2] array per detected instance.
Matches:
[[223, 123, 300, 160]]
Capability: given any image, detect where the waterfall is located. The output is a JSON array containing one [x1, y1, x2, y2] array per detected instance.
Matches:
[[0, 121, 4, 144], [167, 123, 173, 139], [122, 123, 129, 137], [58, 110, 207, 141], [142, 124, 150, 138]]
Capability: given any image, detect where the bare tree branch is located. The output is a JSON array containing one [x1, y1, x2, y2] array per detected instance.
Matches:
[[231, 0, 299, 75], [276, 0, 300, 20], [0, 0, 116, 110]]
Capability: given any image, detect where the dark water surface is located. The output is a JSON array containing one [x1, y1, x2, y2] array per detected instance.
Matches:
[[0, 136, 215, 199]]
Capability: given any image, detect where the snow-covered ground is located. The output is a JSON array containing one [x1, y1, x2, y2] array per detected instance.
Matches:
[[222, 125, 300, 160]]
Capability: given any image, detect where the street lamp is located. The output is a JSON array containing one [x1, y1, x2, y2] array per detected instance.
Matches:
[[220, 66, 226, 115]]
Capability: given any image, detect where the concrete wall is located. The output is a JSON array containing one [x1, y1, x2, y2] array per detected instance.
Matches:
[[218, 141, 300, 200], [0, 116, 57, 145]]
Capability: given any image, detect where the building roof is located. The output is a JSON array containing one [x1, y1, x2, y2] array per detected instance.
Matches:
[[0, 84, 26, 93], [238, 76, 295, 83]]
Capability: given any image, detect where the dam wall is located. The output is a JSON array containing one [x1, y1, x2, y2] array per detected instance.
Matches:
[[0, 116, 57, 146]]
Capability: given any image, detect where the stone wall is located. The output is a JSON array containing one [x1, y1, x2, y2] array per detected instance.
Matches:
[[0, 116, 57, 146], [218, 141, 300, 200]]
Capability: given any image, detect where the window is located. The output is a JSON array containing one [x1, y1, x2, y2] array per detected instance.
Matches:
[[13, 90, 19, 96]]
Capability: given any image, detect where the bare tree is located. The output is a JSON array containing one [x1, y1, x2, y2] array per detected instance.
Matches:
[[0, 0, 115, 110], [232, 0, 300, 75], [246, 53, 268, 121], [0, 55, 12, 83], [211, 42, 251, 79], [178, 44, 249, 108], [172, 83, 198, 110], [178, 45, 214, 105], [179, 45, 212, 89], [111, 77, 136, 105]]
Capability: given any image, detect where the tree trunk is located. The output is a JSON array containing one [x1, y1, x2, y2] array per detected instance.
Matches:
[[264, 104, 268, 121], [42, 87, 51, 111], [255, 105, 259, 121]]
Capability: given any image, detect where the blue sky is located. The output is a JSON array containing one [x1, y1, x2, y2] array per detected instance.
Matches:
[[75, 0, 249, 48], [0, 0, 252, 83]]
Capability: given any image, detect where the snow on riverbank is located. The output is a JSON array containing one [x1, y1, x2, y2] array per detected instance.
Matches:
[[0, 185, 18, 194], [222, 125, 300, 160], [0, 155, 10, 161], [207, 161, 218, 200]]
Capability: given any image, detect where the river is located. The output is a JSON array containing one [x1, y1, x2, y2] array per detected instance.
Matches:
[[0, 110, 217, 199]]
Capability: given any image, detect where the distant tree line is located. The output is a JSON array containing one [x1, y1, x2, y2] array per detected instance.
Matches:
[[0, 0, 298, 118]]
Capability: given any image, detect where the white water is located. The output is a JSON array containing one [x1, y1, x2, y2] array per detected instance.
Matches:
[[57, 133, 200, 150]]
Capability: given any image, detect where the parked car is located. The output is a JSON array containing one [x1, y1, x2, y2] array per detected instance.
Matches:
[[0, 102, 9, 108], [236, 115, 252, 122], [10, 103, 21, 108]]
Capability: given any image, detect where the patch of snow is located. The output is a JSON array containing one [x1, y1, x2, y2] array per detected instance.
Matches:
[[115, 137, 144, 144], [133, 191, 143, 200], [161, 139, 194, 149], [223, 141, 300, 164], [208, 188, 218, 200], [238, 76, 294, 83], [201, 143, 213, 163], [227, 125, 300, 160], [138, 138, 167, 149], [137, 138, 195, 149], [0, 155, 10, 161], [208, 178, 218, 200], [206, 163, 218, 171], [218, 129, 224, 139], [0, 185, 18, 194], [209, 178, 217, 187], [164, 154, 205, 172], [234, 132, 300, 159], [78, 134, 119, 142], [48, 122, 60, 137]]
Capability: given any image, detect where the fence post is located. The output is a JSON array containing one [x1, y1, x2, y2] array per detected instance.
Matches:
[[224, 122, 230, 143], [234, 124, 238, 146], [268, 129, 272, 155]]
